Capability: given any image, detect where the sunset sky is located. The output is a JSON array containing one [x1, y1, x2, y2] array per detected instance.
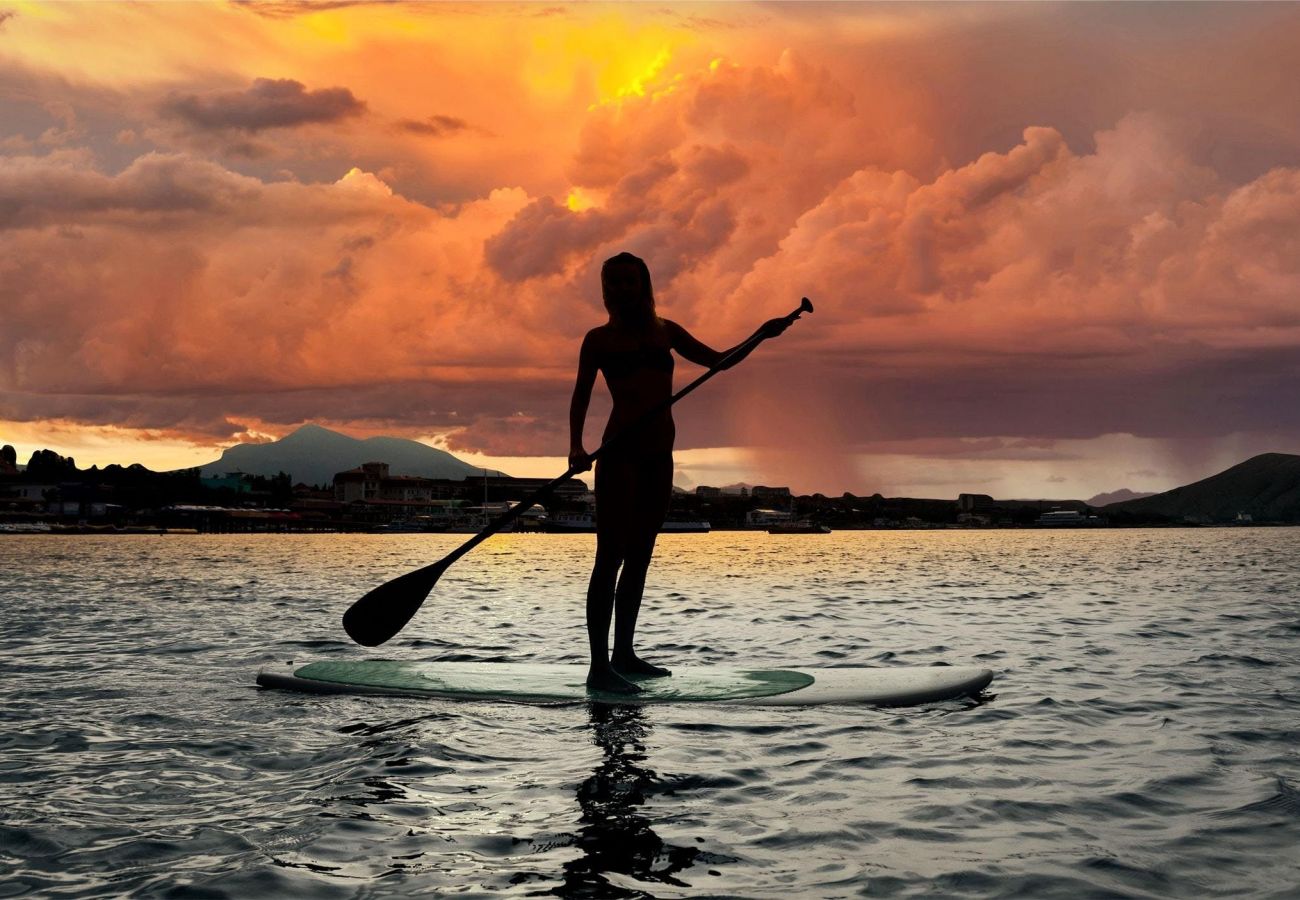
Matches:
[[3, 1, 1299, 498]]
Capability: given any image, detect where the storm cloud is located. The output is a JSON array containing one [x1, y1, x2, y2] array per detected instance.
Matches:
[[3, 2, 1299, 492], [160, 78, 366, 133]]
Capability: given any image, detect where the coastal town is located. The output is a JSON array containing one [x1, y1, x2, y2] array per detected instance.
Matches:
[[3, 442, 1293, 534]]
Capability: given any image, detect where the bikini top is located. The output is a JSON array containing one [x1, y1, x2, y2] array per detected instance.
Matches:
[[599, 345, 674, 380]]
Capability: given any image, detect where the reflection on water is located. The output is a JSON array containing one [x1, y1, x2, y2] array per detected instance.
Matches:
[[557, 704, 702, 897]]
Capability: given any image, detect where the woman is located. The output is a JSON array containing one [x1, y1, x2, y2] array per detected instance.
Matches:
[[569, 252, 790, 693]]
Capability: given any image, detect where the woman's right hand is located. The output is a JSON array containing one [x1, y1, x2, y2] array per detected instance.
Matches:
[[569, 448, 593, 473]]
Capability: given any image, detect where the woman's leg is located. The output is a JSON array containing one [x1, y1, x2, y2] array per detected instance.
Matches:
[[586, 543, 622, 669], [611, 452, 673, 677], [587, 457, 641, 693]]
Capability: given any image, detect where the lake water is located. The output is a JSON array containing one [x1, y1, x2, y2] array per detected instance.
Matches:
[[2, 529, 1298, 898]]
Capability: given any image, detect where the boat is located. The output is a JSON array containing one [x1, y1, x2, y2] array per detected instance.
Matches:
[[376, 517, 448, 533], [1035, 509, 1100, 526], [660, 519, 711, 533], [540, 512, 595, 533], [767, 521, 830, 534]]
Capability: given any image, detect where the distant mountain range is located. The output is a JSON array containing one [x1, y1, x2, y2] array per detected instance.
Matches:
[[176, 429, 1299, 521], [1102, 453, 1300, 522], [1086, 488, 1156, 506], [188, 424, 506, 486]]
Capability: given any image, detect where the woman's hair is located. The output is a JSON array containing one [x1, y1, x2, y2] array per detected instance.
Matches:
[[600, 252, 656, 321]]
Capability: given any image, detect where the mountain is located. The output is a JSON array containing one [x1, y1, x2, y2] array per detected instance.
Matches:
[[1087, 488, 1156, 507], [189, 424, 506, 486], [1103, 453, 1300, 523]]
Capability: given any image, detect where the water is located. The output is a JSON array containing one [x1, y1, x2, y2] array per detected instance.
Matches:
[[1, 529, 1297, 898]]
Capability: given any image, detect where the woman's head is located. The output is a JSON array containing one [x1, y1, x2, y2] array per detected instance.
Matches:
[[601, 252, 656, 327]]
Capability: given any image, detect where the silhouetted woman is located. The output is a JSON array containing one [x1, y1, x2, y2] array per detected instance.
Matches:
[[569, 252, 789, 693]]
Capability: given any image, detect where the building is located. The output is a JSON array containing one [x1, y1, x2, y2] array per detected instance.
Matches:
[[481, 475, 588, 504], [957, 493, 995, 512], [331, 463, 587, 525], [696, 484, 750, 497], [0, 480, 56, 522], [1, 483, 57, 503], [334, 462, 394, 503], [332, 463, 457, 503]]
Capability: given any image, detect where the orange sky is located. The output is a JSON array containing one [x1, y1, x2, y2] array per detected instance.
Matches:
[[2, 2, 1299, 497]]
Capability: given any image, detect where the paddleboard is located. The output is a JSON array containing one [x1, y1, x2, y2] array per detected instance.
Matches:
[[256, 660, 993, 707]]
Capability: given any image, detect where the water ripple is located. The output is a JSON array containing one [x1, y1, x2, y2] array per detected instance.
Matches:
[[1, 529, 1298, 897]]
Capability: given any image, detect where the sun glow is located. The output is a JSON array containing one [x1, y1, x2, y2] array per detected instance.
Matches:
[[524, 16, 693, 104], [611, 45, 673, 99], [297, 10, 355, 46], [565, 187, 601, 212]]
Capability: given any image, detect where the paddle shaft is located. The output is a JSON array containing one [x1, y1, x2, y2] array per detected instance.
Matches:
[[415, 299, 812, 572]]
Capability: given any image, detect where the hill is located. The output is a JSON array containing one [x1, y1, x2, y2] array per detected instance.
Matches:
[[1103, 453, 1300, 523], [1087, 488, 1156, 506], [189, 424, 506, 486]]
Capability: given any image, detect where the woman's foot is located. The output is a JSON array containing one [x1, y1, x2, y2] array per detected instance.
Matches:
[[586, 665, 643, 694], [611, 652, 672, 678]]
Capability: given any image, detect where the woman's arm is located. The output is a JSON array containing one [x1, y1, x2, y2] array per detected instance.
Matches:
[[568, 332, 598, 472], [666, 317, 790, 370], [664, 319, 725, 367]]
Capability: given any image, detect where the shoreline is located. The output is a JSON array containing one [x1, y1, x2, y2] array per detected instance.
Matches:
[[3, 522, 1298, 536]]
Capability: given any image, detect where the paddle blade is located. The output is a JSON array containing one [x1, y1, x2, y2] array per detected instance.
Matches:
[[342, 561, 446, 646]]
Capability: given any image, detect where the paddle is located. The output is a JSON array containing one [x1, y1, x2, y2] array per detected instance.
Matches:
[[342, 297, 814, 646]]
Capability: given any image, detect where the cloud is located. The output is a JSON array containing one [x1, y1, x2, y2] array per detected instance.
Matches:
[[395, 114, 472, 137], [160, 78, 366, 133], [480, 65, 1300, 470], [0, 151, 424, 233], [333, 165, 393, 197], [484, 195, 626, 282], [717, 112, 1300, 356], [4, 4, 1300, 493], [230, 1, 371, 19], [0, 150, 261, 229], [7, 102, 1300, 466], [0, 145, 601, 453]]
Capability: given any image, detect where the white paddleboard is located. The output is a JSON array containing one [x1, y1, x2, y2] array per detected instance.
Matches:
[[256, 660, 994, 707]]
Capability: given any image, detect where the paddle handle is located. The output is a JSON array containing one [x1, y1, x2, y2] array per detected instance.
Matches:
[[426, 298, 813, 569]]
